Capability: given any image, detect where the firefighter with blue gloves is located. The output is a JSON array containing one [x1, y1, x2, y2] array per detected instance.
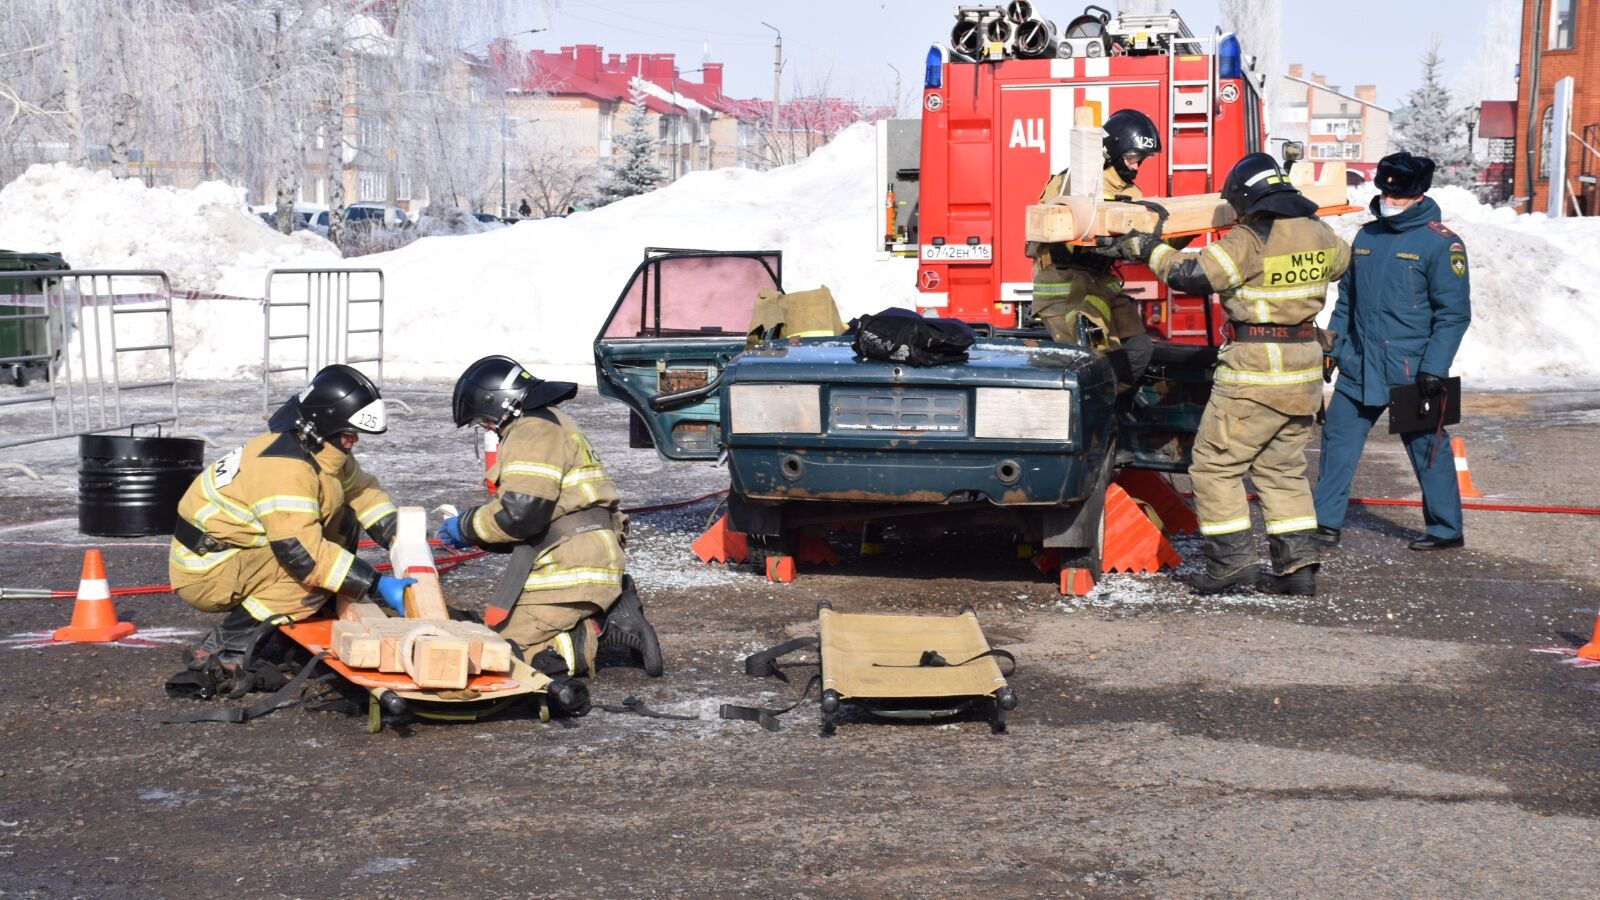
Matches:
[[1313, 151, 1472, 551]]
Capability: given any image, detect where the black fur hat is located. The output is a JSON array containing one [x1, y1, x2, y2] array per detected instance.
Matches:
[[1374, 151, 1435, 198]]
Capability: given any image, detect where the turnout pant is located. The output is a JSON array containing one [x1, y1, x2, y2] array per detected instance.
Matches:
[[1191, 394, 1320, 574], [497, 528, 625, 670], [173, 507, 361, 622], [1313, 389, 1464, 540]]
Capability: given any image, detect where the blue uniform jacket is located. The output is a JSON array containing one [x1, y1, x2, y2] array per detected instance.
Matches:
[[1328, 196, 1472, 407]]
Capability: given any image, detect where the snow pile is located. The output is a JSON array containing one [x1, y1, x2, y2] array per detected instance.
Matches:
[[0, 163, 338, 293], [1325, 186, 1600, 387], [208, 122, 919, 381], [5, 126, 1600, 388]]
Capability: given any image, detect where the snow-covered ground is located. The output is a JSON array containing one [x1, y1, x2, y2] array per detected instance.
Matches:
[[2, 125, 1598, 387]]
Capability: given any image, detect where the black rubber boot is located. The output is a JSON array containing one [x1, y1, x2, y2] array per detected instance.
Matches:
[[1191, 564, 1260, 595], [1262, 566, 1317, 596], [600, 576, 664, 677], [1191, 531, 1260, 595], [187, 606, 260, 671], [1269, 531, 1320, 579], [529, 624, 592, 679]]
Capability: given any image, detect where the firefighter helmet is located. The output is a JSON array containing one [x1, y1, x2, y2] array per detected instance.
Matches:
[[1221, 152, 1301, 216], [268, 364, 387, 451], [451, 355, 578, 430], [1102, 109, 1162, 183]]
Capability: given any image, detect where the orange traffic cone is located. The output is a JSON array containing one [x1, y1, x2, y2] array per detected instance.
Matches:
[[52, 549, 135, 643], [1578, 614, 1600, 661], [1451, 436, 1483, 499]]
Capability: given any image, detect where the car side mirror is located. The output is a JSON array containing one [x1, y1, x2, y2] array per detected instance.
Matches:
[[1281, 141, 1304, 164]]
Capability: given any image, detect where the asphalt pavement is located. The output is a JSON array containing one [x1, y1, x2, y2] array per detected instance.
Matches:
[[0, 382, 1597, 898]]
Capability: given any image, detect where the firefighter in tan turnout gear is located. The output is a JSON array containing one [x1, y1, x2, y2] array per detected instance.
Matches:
[[168, 365, 414, 694], [1029, 108, 1161, 394], [435, 355, 663, 679], [1099, 153, 1351, 595]]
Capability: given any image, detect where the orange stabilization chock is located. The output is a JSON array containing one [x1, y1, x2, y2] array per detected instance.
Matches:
[[1113, 469, 1198, 535], [52, 549, 136, 643], [1451, 436, 1483, 499], [691, 514, 749, 564], [766, 555, 796, 583], [1100, 483, 1183, 574]]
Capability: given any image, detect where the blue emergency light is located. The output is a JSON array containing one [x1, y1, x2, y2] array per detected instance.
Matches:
[[925, 45, 943, 90], [1218, 33, 1242, 79]]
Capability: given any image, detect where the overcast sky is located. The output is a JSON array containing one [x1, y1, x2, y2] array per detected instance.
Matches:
[[505, 0, 1507, 113]]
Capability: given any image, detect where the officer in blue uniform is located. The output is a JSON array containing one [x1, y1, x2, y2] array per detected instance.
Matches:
[[1313, 152, 1472, 550]]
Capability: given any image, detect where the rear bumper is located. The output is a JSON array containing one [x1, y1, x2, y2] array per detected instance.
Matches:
[[728, 445, 1091, 506]]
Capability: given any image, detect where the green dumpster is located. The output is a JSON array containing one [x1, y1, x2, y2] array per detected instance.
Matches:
[[0, 250, 68, 386]]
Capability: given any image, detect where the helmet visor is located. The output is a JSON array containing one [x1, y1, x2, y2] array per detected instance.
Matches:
[[347, 397, 388, 434]]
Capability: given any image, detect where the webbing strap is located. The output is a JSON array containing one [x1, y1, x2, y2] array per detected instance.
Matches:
[[601, 695, 699, 721], [871, 648, 1017, 677], [718, 675, 822, 733], [742, 636, 819, 682], [162, 652, 331, 725]]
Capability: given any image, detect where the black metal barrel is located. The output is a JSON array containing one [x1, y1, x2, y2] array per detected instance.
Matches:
[[78, 435, 205, 537]]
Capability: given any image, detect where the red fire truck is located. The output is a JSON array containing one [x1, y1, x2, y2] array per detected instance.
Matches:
[[908, 8, 1270, 345]]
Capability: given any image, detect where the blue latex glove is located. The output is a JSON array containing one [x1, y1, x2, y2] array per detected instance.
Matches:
[[436, 515, 471, 550], [372, 575, 416, 614]]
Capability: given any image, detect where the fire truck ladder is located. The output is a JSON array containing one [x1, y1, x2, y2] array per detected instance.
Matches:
[[1165, 34, 1217, 195]]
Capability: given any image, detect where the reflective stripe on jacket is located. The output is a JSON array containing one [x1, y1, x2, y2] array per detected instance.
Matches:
[[1148, 214, 1351, 415]]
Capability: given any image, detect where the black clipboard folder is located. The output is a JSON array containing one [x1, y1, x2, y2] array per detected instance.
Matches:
[[1388, 376, 1462, 435]]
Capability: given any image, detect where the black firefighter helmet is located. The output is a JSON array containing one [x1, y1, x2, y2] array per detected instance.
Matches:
[[1221, 152, 1318, 218], [267, 364, 387, 451], [1102, 109, 1162, 184], [451, 355, 578, 430]]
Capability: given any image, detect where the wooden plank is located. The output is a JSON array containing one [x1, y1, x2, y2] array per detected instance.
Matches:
[[1068, 125, 1105, 198], [335, 598, 388, 621], [411, 635, 470, 689], [331, 619, 381, 669], [443, 621, 513, 674], [389, 506, 450, 620], [1025, 159, 1351, 243]]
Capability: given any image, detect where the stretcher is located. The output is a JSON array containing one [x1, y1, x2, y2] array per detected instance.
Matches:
[[722, 601, 1018, 734], [281, 617, 559, 732]]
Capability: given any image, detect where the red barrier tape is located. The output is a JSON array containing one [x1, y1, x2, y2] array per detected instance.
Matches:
[[1179, 490, 1600, 517]]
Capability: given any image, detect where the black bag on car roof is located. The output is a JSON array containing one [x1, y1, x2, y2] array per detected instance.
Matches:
[[848, 308, 976, 367]]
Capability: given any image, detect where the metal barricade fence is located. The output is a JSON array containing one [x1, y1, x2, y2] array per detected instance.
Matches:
[[262, 268, 386, 414], [0, 269, 180, 456]]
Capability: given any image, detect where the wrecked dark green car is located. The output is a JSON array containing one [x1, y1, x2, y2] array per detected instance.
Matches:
[[594, 249, 1212, 578]]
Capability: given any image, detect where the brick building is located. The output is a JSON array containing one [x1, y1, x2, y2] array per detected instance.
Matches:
[[1278, 64, 1391, 183], [1513, 0, 1600, 214]]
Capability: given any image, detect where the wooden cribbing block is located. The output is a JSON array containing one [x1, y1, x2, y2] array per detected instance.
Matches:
[[411, 635, 470, 689], [335, 599, 388, 622], [390, 507, 449, 620], [446, 620, 513, 674], [331, 619, 381, 669], [1025, 160, 1350, 243]]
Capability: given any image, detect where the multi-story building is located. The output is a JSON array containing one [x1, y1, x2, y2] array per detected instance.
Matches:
[[1278, 64, 1391, 183], [1513, 0, 1599, 214]]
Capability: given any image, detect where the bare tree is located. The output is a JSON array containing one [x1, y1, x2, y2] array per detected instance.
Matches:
[[515, 137, 602, 217], [720, 70, 892, 169]]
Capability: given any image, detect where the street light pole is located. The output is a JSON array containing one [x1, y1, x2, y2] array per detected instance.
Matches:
[[887, 63, 901, 116], [761, 21, 781, 170], [496, 27, 545, 217]]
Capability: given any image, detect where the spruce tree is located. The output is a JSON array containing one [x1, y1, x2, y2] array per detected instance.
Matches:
[[1390, 40, 1477, 189], [594, 88, 665, 206]]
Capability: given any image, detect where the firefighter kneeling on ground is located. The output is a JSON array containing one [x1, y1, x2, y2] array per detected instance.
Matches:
[[1028, 108, 1162, 400], [436, 355, 663, 679], [167, 365, 415, 698], [1097, 153, 1351, 595]]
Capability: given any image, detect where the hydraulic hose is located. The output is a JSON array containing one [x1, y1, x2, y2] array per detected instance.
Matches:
[[0, 489, 732, 600]]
